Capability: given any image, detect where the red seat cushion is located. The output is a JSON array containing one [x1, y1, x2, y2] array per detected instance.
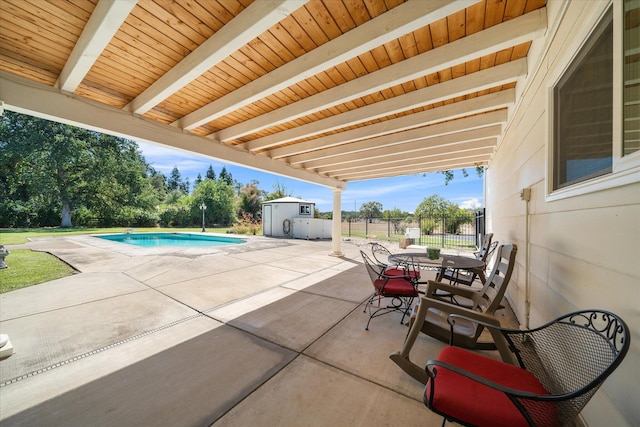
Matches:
[[425, 346, 559, 427], [374, 277, 417, 296], [385, 267, 420, 279]]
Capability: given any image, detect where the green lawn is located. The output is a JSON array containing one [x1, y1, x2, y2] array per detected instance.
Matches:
[[0, 249, 76, 293], [0, 227, 231, 293]]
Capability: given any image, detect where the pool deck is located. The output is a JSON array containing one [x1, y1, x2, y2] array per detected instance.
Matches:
[[0, 234, 518, 426]]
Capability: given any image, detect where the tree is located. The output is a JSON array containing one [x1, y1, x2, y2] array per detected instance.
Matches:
[[433, 166, 484, 185], [264, 181, 290, 201], [0, 111, 157, 227], [218, 166, 233, 186], [359, 201, 383, 218], [0, 111, 164, 227], [205, 165, 216, 180], [237, 180, 264, 220], [414, 195, 474, 235], [194, 173, 203, 187], [414, 195, 449, 217], [167, 166, 182, 192], [382, 207, 407, 234], [192, 179, 236, 226]]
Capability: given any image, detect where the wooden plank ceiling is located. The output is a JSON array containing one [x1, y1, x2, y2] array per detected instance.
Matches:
[[0, 0, 548, 187]]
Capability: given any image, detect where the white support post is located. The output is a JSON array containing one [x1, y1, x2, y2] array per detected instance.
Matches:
[[329, 188, 344, 257]]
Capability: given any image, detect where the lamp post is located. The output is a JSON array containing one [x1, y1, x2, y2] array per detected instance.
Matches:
[[200, 203, 207, 232]]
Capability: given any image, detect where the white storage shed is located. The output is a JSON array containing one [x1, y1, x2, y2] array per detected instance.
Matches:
[[262, 197, 331, 239]]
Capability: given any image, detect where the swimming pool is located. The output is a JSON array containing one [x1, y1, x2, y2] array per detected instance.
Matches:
[[97, 233, 245, 247]]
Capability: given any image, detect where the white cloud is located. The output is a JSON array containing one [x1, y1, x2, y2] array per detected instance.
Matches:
[[459, 198, 481, 209]]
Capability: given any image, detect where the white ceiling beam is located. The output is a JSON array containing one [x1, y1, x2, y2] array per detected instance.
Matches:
[[334, 157, 490, 181], [305, 126, 501, 171], [319, 146, 495, 176], [179, 0, 479, 131], [292, 110, 506, 167], [314, 138, 498, 176], [57, 0, 138, 93], [244, 59, 525, 153], [126, 0, 307, 115], [1, 72, 344, 189], [219, 7, 545, 142], [272, 90, 513, 161]]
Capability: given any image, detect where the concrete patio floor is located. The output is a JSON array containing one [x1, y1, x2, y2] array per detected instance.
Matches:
[[0, 234, 518, 426]]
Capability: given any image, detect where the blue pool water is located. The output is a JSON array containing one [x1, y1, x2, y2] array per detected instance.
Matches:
[[98, 233, 245, 247]]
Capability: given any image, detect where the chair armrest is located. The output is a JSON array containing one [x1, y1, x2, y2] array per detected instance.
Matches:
[[425, 280, 477, 299], [446, 313, 520, 365]]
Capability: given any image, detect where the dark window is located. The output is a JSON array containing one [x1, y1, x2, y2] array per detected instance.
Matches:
[[554, 8, 613, 190]]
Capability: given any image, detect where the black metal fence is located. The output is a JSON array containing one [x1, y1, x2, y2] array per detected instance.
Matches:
[[343, 210, 486, 250]]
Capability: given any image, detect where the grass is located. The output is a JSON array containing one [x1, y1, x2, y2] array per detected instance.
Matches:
[[0, 226, 232, 293], [0, 249, 76, 293]]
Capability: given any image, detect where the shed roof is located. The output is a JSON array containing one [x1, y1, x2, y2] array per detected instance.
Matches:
[[263, 197, 315, 205]]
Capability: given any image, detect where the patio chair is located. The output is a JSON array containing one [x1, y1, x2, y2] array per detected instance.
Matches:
[[423, 309, 630, 427], [435, 233, 496, 286], [360, 250, 419, 331], [390, 244, 517, 383], [370, 242, 420, 281]]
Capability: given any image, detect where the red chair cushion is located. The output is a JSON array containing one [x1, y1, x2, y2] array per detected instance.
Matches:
[[385, 267, 420, 279], [374, 277, 417, 296], [425, 346, 559, 427]]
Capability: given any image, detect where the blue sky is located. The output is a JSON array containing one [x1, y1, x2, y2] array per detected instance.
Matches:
[[137, 141, 484, 213]]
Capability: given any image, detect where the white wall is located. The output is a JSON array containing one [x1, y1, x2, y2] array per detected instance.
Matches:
[[486, 1, 639, 425]]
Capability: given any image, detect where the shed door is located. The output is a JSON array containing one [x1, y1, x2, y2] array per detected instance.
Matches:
[[263, 205, 272, 236]]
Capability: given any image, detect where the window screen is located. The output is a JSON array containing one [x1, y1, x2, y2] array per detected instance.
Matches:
[[624, 0, 639, 156], [554, 8, 613, 190]]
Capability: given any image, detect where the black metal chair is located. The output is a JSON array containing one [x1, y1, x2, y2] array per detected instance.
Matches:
[[423, 309, 630, 427], [360, 250, 419, 330], [370, 242, 420, 282], [436, 233, 496, 286]]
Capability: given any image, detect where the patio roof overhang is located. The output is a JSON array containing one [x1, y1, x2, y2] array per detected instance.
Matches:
[[0, 0, 548, 189]]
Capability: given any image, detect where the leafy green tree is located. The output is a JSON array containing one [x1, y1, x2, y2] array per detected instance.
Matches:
[[167, 166, 183, 192], [414, 195, 473, 234], [434, 166, 484, 185], [0, 111, 156, 227], [194, 173, 202, 187], [149, 168, 167, 201], [192, 179, 236, 226], [359, 201, 383, 218], [414, 195, 449, 217], [382, 207, 406, 234]]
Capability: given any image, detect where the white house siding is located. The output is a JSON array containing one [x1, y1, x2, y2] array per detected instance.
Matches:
[[486, 1, 640, 426]]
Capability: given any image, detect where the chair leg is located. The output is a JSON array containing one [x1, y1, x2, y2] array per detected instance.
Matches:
[[389, 297, 430, 384]]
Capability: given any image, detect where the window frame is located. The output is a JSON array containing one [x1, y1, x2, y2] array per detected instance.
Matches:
[[546, 0, 640, 202]]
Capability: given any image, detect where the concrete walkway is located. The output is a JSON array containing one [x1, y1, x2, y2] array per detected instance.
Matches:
[[0, 234, 516, 426]]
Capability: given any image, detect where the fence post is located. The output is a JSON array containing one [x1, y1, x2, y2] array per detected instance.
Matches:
[[441, 213, 445, 248], [387, 217, 390, 238], [365, 218, 368, 236]]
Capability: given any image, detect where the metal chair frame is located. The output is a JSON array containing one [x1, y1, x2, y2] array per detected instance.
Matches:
[[360, 250, 419, 330], [423, 309, 630, 427]]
